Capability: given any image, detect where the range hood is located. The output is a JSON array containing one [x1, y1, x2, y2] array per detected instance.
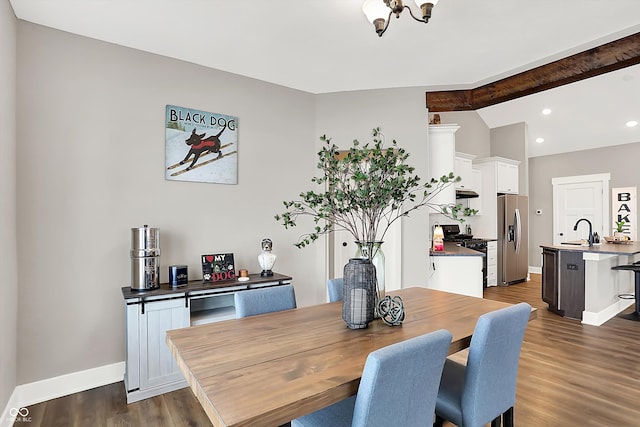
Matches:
[[456, 189, 479, 199]]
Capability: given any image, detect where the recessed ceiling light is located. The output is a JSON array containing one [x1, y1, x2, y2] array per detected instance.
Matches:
[[626, 120, 638, 128], [541, 108, 552, 115], [536, 137, 544, 143]]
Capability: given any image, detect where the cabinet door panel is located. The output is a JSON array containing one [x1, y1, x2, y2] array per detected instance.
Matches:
[[542, 248, 559, 311], [454, 156, 473, 190], [124, 303, 140, 391], [139, 298, 190, 389], [469, 168, 482, 213], [497, 162, 518, 194]]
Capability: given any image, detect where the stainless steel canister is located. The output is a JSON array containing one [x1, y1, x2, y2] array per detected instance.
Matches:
[[130, 225, 160, 290]]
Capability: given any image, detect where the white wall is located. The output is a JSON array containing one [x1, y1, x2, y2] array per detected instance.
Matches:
[[0, 0, 18, 413], [16, 22, 318, 385], [315, 88, 431, 287]]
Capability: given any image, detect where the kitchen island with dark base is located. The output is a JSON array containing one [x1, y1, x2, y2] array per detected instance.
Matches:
[[540, 243, 640, 325]]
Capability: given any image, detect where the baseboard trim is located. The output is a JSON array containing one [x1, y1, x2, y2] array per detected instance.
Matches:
[[582, 299, 634, 326], [1, 361, 125, 421], [529, 266, 541, 275]]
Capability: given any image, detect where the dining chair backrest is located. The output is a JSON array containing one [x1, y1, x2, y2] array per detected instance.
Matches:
[[461, 302, 531, 426], [327, 278, 344, 303], [234, 284, 297, 318], [292, 329, 452, 427], [352, 329, 453, 427]]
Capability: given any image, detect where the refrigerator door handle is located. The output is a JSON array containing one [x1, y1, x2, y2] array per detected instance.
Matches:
[[514, 208, 521, 254]]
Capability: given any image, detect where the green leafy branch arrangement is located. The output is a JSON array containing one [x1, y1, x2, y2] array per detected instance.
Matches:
[[275, 128, 477, 249]]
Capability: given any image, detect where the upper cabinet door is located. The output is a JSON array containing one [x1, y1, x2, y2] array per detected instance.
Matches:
[[454, 152, 476, 190], [496, 162, 519, 194]]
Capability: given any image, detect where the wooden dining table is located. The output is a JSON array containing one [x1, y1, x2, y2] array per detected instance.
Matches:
[[166, 286, 535, 427]]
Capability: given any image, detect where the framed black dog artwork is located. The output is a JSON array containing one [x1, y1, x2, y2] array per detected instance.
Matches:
[[165, 104, 238, 184]]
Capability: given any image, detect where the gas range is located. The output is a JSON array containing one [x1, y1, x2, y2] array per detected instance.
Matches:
[[440, 224, 489, 246]]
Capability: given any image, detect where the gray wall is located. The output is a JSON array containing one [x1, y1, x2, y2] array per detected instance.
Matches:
[[16, 22, 318, 384], [315, 88, 430, 287], [0, 0, 17, 412], [434, 111, 491, 158], [13, 21, 446, 388], [491, 122, 529, 195], [9, 12, 640, 399], [529, 141, 640, 268]]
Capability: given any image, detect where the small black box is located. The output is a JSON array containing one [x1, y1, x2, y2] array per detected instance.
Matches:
[[169, 265, 188, 287]]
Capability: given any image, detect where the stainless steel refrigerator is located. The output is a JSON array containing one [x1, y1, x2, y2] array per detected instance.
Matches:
[[497, 194, 529, 286]]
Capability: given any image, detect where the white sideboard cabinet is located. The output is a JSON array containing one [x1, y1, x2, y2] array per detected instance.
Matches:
[[121, 273, 292, 403]]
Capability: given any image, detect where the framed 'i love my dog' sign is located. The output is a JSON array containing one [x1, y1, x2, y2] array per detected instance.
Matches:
[[165, 104, 238, 184]]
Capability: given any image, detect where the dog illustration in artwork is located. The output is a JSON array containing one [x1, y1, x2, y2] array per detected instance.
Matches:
[[180, 125, 226, 170]]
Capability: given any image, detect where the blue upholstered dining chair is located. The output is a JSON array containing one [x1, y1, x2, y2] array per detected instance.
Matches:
[[292, 329, 453, 427], [434, 302, 532, 427], [234, 284, 297, 318], [327, 277, 344, 302]]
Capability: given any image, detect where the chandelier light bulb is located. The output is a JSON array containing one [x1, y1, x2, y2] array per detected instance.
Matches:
[[362, 0, 389, 24], [363, 0, 439, 36]]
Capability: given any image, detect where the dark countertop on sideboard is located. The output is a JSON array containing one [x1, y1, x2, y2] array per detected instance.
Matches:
[[121, 272, 292, 300]]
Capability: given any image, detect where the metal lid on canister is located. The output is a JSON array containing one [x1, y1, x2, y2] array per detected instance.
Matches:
[[130, 225, 160, 257]]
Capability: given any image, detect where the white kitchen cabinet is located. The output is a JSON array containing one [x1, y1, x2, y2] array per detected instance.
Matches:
[[428, 124, 460, 206], [486, 240, 498, 287], [496, 161, 519, 194], [454, 152, 476, 190], [469, 168, 482, 213], [428, 254, 483, 298], [472, 157, 521, 238], [474, 157, 520, 195], [122, 273, 292, 403]]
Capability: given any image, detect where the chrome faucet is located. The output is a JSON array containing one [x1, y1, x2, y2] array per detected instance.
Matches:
[[573, 218, 593, 246]]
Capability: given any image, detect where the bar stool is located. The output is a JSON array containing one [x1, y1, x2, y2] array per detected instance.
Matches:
[[611, 264, 640, 321]]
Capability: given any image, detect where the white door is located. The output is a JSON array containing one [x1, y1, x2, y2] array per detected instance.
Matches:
[[139, 297, 190, 389], [552, 174, 610, 245], [332, 220, 402, 292]]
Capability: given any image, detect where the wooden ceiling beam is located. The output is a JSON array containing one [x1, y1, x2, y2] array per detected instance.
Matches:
[[426, 32, 640, 112]]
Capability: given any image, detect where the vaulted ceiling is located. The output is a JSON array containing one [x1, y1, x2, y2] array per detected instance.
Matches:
[[9, 0, 640, 157]]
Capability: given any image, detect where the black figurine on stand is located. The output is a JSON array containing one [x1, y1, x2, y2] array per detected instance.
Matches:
[[258, 238, 277, 277]]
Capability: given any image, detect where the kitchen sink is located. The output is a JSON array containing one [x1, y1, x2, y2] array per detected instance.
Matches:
[[560, 241, 584, 246]]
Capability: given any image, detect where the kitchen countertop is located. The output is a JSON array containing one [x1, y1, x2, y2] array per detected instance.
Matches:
[[430, 242, 486, 257], [540, 242, 640, 256]]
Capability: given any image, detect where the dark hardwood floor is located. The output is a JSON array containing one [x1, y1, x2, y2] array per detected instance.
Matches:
[[16, 275, 640, 426]]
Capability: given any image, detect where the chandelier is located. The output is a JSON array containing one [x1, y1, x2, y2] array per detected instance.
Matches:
[[362, 0, 439, 37]]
